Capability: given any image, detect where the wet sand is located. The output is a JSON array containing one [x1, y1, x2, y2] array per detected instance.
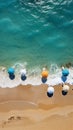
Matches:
[[0, 84, 73, 130]]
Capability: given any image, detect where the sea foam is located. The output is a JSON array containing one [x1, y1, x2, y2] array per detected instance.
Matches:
[[0, 64, 73, 88]]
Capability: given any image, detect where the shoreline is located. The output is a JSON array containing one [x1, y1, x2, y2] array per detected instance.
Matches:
[[0, 66, 73, 87]]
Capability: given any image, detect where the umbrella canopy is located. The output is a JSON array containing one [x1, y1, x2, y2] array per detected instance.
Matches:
[[62, 84, 70, 92], [41, 70, 48, 78], [47, 86, 54, 94], [8, 68, 15, 74], [62, 69, 69, 76], [20, 69, 26, 75]]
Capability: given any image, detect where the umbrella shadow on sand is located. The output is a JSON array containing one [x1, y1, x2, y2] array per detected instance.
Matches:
[[61, 75, 67, 83], [9, 74, 15, 80], [47, 92, 53, 97], [61, 84, 69, 96], [41, 77, 47, 83], [62, 90, 68, 96], [61, 75, 69, 96], [21, 75, 27, 81]]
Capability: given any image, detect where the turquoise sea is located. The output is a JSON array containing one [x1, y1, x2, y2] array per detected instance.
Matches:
[[0, 0, 73, 70]]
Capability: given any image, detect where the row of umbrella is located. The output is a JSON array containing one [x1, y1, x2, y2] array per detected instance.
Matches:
[[8, 68, 26, 75], [47, 84, 70, 97], [8, 68, 27, 75], [8, 67, 70, 97], [8, 67, 69, 79], [41, 67, 69, 78], [8, 68, 27, 80], [42, 67, 70, 97]]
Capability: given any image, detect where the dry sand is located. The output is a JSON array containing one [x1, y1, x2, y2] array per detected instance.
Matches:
[[0, 84, 73, 130]]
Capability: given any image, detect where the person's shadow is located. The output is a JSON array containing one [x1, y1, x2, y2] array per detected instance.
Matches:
[[41, 77, 47, 83], [21, 75, 27, 81], [9, 74, 15, 80]]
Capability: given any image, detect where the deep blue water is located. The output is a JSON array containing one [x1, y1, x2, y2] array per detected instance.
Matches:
[[0, 0, 73, 69]]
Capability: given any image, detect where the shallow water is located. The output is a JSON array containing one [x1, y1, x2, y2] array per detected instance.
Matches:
[[0, 0, 73, 69]]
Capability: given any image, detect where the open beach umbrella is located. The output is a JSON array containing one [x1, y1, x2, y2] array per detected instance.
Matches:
[[41, 68, 48, 78], [47, 86, 54, 94], [62, 69, 69, 76], [62, 84, 70, 92], [8, 68, 15, 74], [20, 69, 26, 75], [47, 86, 54, 97], [20, 69, 27, 81]]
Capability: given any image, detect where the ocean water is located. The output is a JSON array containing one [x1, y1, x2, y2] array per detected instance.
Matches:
[[0, 0, 73, 87]]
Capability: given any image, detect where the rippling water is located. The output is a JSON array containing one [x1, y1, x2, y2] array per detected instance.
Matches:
[[0, 0, 73, 69]]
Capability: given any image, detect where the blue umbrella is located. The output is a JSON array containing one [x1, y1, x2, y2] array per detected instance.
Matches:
[[8, 68, 15, 74], [62, 69, 69, 76]]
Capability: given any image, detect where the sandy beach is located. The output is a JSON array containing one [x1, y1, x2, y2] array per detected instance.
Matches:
[[0, 84, 73, 130]]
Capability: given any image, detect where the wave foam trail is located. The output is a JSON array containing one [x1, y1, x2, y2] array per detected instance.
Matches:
[[0, 65, 73, 88]]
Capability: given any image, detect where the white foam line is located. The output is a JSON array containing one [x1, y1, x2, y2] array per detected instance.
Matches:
[[0, 67, 73, 87]]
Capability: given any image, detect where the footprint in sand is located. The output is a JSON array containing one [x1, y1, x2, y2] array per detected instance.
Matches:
[[8, 116, 22, 121], [2, 121, 7, 128], [1, 116, 15, 128], [8, 116, 15, 121], [1, 116, 22, 128], [16, 116, 21, 120]]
